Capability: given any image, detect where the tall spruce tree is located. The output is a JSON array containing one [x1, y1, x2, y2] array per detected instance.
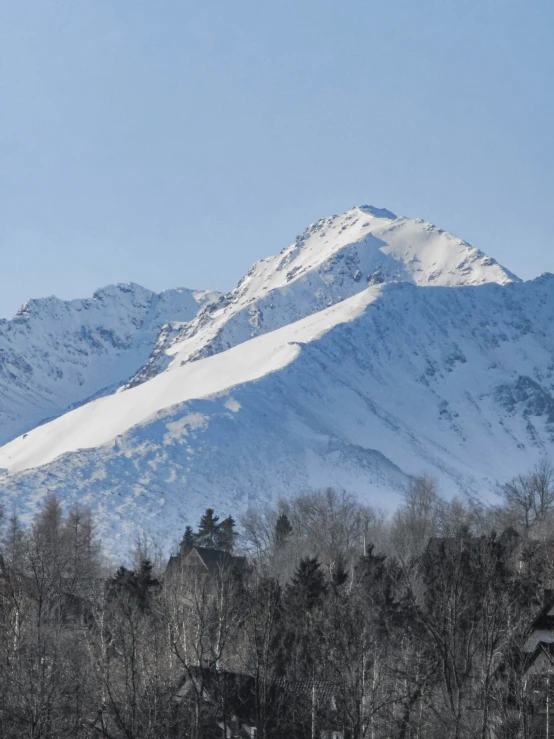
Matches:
[[108, 559, 159, 611], [217, 515, 236, 552], [274, 512, 293, 548], [283, 555, 328, 720], [136, 558, 159, 610], [287, 557, 327, 611], [330, 552, 349, 589], [179, 525, 196, 554], [196, 508, 220, 548]]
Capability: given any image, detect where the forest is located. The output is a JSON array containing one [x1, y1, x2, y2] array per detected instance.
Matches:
[[1, 464, 554, 738]]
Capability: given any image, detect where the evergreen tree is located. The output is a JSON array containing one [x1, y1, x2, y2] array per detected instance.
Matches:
[[108, 559, 159, 611], [287, 557, 327, 611], [110, 565, 134, 592], [330, 553, 349, 588], [354, 545, 402, 639], [274, 512, 293, 548], [217, 515, 236, 552], [196, 508, 220, 548], [136, 558, 159, 610], [283, 557, 328, 702], [179, 525, 196, 554]]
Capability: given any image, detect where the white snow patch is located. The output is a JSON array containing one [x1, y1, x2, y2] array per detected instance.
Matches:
[[164, 413, 207, 443], [224, 398, 241, 413]]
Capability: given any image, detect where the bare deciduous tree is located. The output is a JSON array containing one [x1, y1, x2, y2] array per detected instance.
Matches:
[[502, 458, 554, 535]]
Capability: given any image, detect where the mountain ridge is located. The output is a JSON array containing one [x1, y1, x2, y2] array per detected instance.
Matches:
[[0, 282, 219, 445]]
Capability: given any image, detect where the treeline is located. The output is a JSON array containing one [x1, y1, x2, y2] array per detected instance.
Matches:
[[0, 465, 554, 737]]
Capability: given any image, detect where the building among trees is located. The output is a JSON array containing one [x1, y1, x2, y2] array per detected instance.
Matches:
[[166, 544, 248, 581]]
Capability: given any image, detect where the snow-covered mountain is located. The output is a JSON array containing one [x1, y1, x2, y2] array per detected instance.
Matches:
[[0, 204, 545, 555], [0, 283, 218, 445], [127, 205, 517, 385]]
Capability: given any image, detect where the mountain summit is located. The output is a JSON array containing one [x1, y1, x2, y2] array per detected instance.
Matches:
[[128, 206, 518, 385]]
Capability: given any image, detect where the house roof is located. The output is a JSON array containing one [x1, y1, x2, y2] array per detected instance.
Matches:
[[273, 676, 338, 704], [192, 546, 247, 570], [525, 641, 554, 676], [178, 667, 257, 721], [425, 537, 477, 557], [426, 528, 521, 559], [166, 546, 247, 578], [527, 593, 554, 634], [178, 667, 340, 727]]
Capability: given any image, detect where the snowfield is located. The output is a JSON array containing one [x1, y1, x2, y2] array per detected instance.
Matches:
[[0, 204, 549, 555], [0, 286, 382, 473]]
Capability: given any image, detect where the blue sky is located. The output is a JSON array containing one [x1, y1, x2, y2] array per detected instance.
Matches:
[[1, 0, 553, 318]]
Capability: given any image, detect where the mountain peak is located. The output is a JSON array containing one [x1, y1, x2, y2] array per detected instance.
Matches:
[[123, 204, 518, 384], [268, 204, 517, 292], [91, 282, 154, 301], [357, 204, 398, 219]]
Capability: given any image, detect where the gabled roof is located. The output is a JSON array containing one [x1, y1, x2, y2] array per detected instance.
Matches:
[[191, 546, 247, 571], [426, 528, 521, 559], [274, 676, 338, 704], [177, 667, 341, 728], [166, 546, 247, 579], [527, 593, 554, 634], [426, 537, 477, 557], [177, 667, 257, 721], [525, 640, 554, 676]]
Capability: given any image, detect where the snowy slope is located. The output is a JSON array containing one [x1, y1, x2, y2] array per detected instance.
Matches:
[[128, 205, 518, 385], [2, 274, 554, 555], [0, 283, 218, 445]]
